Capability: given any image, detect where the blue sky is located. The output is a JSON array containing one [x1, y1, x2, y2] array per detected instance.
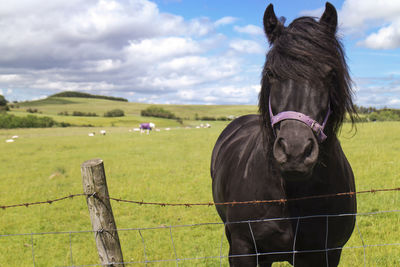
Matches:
[[0, 0, 399, 108]]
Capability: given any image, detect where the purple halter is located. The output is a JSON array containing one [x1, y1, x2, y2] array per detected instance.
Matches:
[[269, 97, 332, 143]]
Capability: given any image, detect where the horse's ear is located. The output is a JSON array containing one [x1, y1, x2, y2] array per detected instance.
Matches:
[[320, 2, 337, 34], [263, 4, 282, 44]]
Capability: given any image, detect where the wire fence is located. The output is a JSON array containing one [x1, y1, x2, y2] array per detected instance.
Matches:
[[1, 210, 399, 266], [1, 188, 399, 266]]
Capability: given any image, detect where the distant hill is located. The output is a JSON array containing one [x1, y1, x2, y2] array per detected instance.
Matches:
[[51, 91, 128, 102], [9, 96, 258, 127]]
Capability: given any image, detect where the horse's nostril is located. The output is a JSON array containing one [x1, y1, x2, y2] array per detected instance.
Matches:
[[304, 138, 319, 165], [304, 140, 313, 158], [273, 137, 288, 164], [278, 138, 288, 154]]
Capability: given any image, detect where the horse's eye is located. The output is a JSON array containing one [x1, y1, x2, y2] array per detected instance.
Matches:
[[265, 68, 274, 79], [325, 69, 337, 84]]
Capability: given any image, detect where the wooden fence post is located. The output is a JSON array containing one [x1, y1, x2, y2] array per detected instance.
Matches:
[[81, 159, 124, 266]]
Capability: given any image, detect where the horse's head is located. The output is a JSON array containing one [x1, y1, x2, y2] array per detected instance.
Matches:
[[259, 2, 356, 180]]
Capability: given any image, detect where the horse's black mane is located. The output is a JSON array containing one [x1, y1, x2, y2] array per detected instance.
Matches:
[[259, 16, 357, 144]]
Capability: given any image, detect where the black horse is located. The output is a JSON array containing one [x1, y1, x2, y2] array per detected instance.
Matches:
[[211, 3, 357, 266]]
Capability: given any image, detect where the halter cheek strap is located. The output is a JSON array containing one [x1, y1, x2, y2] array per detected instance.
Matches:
[[269, 98, 332, 143]]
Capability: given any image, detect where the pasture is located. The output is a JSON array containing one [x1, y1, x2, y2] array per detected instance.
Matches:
[[0, 121, 399, 266]]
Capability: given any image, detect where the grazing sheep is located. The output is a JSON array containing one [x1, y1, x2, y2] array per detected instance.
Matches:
[[100, 130, 106, 135]]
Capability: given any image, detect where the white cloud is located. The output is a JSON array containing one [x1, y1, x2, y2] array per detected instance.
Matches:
[[340, 0, 400, 30], [339, 0, 400, 49], [353, 75, 400, 108], [125, 37, 203, 62], [299, 7, 324, 18], [358, 21, 400, 49], [234, 24, 264, 36], [0, 88, 12, 96], [83, 59, 123, 72], [139, 55, 241, 91], [229, 40, 264, 54], [0, 75, 22, 82], [215, 16, 237, 27], [163, 83, 260, 105], [177, 90, 196, 100], [299, 0, 400, 50], [388, 98, 400, 105], [187, 17, 214, 36]]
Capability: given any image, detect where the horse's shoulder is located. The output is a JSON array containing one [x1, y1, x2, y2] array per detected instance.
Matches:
[[211, 114, 263, 176], [215, 114, 260, 144]]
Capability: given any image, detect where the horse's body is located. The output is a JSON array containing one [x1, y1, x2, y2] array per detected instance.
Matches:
[[211, 3, 357, 266], [211, 115, 356, 266]]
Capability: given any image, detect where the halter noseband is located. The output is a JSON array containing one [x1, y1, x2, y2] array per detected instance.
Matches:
[[269, 97, 332, 143]]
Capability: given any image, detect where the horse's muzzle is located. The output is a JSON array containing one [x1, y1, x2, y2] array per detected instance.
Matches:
[[273, 120, 319, 178]]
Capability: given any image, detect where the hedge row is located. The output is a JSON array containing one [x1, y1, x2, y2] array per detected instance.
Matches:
[[0, 114, 71, 128], [141, 106, 177, 119], [57, 109, 125, 117], [58, 111, 98, 117]]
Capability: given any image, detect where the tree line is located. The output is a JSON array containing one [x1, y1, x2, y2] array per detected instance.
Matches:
[[51, 91, 128, 102], [353, 105, 400, 122]]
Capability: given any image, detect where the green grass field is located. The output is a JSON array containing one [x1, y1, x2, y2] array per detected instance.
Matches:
[[0, 98, 399, 266]]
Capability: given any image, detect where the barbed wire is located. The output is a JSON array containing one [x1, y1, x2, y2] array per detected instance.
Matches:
[[1, 187, 399, 210], [0, 194, 86, 210], [108, 187, 400, 207]]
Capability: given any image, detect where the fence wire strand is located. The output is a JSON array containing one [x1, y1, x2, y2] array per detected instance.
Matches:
[[1, 187, 399, 210], [219, 225, 225, 267], [325, 216, 329, 267], [169, 226, 179, 267], [356, 217, 367, 267], [138, 229, 148, 266], [248, 221, 258, 265], [1, 209, 399, 238], [69, 232, 74, 267], [31, 233, 36, 267], [292, 218, 300, 266]]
